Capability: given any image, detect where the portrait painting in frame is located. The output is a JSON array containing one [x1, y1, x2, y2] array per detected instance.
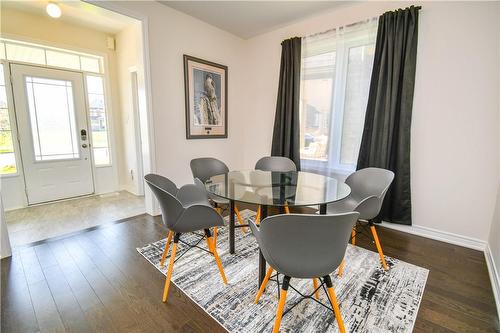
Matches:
[[184, 55, 228, 139]]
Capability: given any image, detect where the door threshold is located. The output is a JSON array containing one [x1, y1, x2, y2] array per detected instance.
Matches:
[[27, 193, 96, 207]]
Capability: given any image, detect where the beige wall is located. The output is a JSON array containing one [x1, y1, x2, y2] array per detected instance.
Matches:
[[0, 7, 124, 208]]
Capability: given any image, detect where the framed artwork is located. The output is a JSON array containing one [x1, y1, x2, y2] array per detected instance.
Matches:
[[183, 55, 228, 139]]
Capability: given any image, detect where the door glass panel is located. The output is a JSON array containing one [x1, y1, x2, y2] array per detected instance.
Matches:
[[25, 76, 80, 161]]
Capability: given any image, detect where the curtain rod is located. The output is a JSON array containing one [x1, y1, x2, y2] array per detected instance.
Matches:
[[304, 16, 378, 39], [303, 5, 421, 39]]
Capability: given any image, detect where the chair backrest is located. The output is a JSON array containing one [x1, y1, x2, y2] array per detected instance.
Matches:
[[258, 212, 359, 279], [255, 156, 297, 172], [190, 157, 229, 182], [346, 167, 394, 220], [346, 167, 394, 201], [144, 174, 184, 229], [144, 173, 178, 195]]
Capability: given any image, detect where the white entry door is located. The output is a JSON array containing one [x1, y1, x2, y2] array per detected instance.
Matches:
[[11, 64, 94, 204]]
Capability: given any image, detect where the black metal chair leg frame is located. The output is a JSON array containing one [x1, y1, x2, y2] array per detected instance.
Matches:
[[172, 232, 213, 264]]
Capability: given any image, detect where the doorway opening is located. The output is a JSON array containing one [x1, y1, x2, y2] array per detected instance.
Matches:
[[0, 1, 154, 247]]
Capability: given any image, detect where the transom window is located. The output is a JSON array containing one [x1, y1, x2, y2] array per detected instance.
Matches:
[[0, 39, 103, 74]]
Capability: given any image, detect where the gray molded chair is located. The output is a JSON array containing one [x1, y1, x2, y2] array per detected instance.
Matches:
[[249, 212, 359, 333], [190, 158, 247, 233], [327, 167, 395, 270], [254, 156, 297, 221], [144, 174, 227, 303], [255, 156, 297, 173]]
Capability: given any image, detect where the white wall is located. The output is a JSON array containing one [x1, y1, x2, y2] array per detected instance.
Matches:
[[115, 22, 144, 195], [101, 1, 248, 188], [242, 1, 500, 243]]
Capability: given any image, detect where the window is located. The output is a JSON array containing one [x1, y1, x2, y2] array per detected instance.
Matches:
[[300, 19, 377, 175], [25, 76, 80, 161], [86, 75, 110, 166], [0, 39, 103, 74], [0, 64, 17, 174]]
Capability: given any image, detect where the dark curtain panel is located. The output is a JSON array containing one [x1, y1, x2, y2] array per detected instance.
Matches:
[[357, 6, 420, 225], [271, 37, 302, 170]]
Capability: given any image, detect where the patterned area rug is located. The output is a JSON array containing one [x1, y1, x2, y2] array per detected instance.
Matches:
[[137, 210, 428, 333]]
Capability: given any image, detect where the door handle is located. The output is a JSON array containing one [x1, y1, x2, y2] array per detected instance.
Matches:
[[82, 144, 88, 148]]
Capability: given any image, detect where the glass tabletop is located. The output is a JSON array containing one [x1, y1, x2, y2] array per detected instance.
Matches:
[[205, 170, 351, 207]]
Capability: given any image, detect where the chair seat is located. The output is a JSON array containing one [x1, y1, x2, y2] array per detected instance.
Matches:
[[326, 196, 359, 215], [210, 194, 230, 205]]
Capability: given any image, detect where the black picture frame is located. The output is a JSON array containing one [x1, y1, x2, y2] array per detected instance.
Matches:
[[183, 55, 228, 139]]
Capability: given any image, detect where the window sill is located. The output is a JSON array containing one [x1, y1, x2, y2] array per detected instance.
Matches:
[[0, 173, 20, 179]]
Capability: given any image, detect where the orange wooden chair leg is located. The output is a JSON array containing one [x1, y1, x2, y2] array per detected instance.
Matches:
[[162, 236, 178, 302], [208, 236, 228, 285], [370, 225, 388, 270], [325, 284, 346, 333], [160, 230, 174, 267], [284, 204, 290, 214], [351, 226, 356, 246], [213, 226, 218, 247], [234, 206, 248, 233], [337, 259, 345, 277], [312, 278, 320, 299], [272, 276, 290, 333], [255, 266, 274, 303], [255, 206, 261, 225]]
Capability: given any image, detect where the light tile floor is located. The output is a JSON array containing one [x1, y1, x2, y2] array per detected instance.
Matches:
[[6, 191, 145, 247]]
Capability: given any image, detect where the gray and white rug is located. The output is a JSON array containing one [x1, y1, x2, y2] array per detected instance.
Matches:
[[137, 210, 428, 333]]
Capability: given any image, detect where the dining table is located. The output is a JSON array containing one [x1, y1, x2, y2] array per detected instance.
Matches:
[[205, 170, 351, 287]]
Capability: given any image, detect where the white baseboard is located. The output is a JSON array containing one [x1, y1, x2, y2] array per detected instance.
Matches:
[[485, 245, 500, 322], [379, 222, 487, 251]]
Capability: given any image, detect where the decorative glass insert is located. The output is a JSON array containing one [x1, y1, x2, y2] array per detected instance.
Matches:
[[25, 76, 80, 161]]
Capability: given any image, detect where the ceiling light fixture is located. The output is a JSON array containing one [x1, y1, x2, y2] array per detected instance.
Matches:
[[46, 2, 62, 18]]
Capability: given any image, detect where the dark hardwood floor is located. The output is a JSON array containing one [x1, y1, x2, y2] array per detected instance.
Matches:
[[2, 209, 499, 333]]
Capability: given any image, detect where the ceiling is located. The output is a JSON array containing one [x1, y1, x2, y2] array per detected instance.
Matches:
[[1, 1, 137, 34], [160, 1, 351, 39]]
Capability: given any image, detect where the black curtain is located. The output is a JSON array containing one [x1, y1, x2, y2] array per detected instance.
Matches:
[[271, 37, 302, 170], [357, 6, 420, 225]]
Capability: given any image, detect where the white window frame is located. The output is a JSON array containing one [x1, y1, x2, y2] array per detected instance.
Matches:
[[0, 36, 114, 170], [301, 29, 377, 176]]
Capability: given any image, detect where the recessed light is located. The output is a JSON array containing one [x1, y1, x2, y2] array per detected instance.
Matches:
[[46, 2, 61, 18]]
